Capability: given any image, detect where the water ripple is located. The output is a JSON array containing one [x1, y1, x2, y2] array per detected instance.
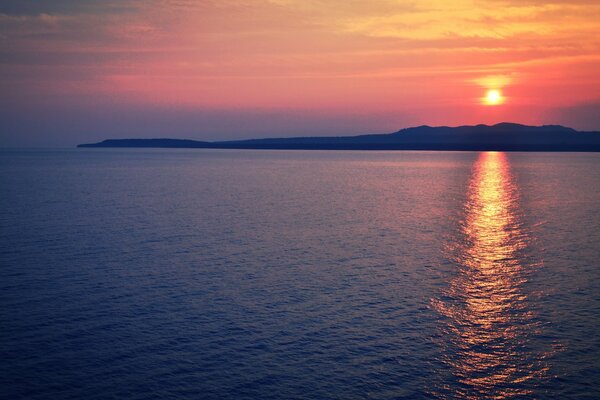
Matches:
[[432, 152, 552, 399]]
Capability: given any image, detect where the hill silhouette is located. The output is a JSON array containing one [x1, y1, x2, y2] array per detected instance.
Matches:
[[78, 123, 600, 151]]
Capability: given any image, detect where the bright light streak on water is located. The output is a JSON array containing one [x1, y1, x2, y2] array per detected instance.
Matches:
[[1, 149, 599, 399], [432, 152, 552, 399]]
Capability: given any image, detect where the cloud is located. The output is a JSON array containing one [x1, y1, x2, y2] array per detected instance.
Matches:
[[333, 0, 600, 40], [473, 74, 514, 89], [0, 0, 136, 16], [1, 0, 599, 145]]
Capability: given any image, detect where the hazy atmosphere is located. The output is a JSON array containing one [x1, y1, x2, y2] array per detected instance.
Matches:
[[3, 2, 600, 399], [1, 0, 600, 147]]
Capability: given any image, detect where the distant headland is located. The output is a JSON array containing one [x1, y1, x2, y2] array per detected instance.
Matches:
[[78, 123, 600, 151]]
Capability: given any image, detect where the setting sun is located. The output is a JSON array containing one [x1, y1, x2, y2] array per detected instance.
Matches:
[[484, 89, 504, 106]]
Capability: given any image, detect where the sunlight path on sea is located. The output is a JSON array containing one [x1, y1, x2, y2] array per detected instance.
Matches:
[[431, 152, 552, 399]]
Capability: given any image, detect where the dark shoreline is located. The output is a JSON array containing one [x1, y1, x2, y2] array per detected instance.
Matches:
[[78, 122, 600, 152]]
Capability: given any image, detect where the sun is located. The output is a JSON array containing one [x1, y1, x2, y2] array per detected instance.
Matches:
[[483, 89, 504, 106]]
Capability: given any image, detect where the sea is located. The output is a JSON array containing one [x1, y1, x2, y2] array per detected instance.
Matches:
[[1, 149, 600, 399]]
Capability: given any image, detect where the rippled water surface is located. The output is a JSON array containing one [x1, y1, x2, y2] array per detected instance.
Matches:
[[1, 149, 600, 399]]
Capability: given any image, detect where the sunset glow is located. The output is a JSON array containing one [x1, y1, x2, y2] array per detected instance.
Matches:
[[2, 1, 600, 397], [484, 90, 505, 106], [1, 1, 599, 146], [434, 152, 547, 398]]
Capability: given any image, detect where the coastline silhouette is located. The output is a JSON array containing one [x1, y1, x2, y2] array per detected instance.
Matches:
[[78, 123, 600, 151]]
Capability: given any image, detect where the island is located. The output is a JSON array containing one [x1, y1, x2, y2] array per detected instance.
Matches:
[[78, 123, 600, 151]]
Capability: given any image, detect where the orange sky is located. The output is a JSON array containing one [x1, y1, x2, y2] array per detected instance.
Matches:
[[1, 0, 600, 145]]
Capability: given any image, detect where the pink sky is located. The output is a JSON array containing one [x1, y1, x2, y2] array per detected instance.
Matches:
[[1, 0, 599, 146]]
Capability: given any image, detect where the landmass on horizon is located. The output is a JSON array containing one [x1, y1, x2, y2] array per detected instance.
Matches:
[[78, 123, 600, 152]]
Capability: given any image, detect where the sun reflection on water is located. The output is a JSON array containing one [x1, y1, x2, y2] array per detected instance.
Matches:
[[432, 152, 548, 399]]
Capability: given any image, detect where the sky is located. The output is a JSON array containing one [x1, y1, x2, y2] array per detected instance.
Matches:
[[1, 0, 600, 147]]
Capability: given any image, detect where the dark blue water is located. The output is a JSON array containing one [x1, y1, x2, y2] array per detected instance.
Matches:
[[1, 149, 600, 399]]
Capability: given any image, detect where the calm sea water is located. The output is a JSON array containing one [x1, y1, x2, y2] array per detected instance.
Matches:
[[1, 149, 600, 399]]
